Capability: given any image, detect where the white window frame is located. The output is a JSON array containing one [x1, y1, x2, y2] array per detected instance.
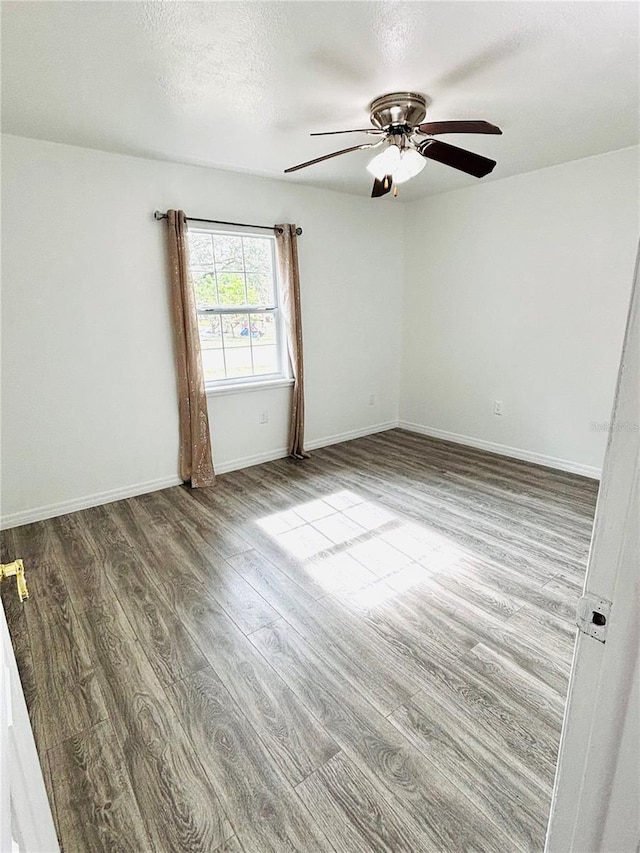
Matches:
[[188, 223, 291, 393]]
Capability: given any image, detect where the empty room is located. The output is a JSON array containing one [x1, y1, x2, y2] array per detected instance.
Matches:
[[1, 1, 638, 851]]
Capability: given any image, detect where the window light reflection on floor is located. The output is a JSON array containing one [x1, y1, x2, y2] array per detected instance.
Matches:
[[255, 490, 468, 603]]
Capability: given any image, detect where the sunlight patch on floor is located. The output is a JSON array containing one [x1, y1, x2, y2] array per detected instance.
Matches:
[[256, 490, 469, 600]]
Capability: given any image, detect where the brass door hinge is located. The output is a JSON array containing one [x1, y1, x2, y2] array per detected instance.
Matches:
[[1, 559, 29, 602]]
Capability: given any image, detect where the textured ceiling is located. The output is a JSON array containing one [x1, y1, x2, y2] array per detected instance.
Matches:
[[2, 1, 638, 200]]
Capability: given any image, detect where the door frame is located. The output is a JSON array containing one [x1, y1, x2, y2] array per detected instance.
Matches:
[[545, 244, 639, 851]]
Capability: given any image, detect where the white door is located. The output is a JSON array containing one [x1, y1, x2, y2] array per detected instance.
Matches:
[[545, 245, 639, 852], [0, 603, 59, 853]]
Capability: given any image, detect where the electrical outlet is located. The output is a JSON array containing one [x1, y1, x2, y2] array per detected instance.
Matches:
[[493, 400, 504, 416], [259, 410, 269, 424], [368, 394, 376, 406]]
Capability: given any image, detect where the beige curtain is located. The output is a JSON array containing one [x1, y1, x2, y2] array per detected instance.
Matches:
[[166, 210, 215, 487], [275, 224, 309, 460]]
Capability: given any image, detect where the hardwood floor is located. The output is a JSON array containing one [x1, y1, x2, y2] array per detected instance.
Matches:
[[1, 429, 598, 852]]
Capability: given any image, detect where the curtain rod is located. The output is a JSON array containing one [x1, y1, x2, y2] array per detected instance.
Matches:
[[153, 211, 302, 236]]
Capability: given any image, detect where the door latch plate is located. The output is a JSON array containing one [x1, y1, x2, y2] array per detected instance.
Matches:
[[576, 593, 611, 643]]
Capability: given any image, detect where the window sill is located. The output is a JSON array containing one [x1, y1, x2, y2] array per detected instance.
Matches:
[[205, 377, 294, 398]]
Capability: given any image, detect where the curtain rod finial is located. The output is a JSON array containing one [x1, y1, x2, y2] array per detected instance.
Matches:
[[154, 210, 167, 220]]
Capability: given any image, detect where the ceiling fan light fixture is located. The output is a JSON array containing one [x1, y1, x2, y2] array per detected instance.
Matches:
[[284, 91, 501, 197], [366, 144, 425, 185], [366, 145, 401, 180], [392, 147, 426, 184]]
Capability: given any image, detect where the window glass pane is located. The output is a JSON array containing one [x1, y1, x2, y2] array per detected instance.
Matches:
[[242, 237, 272, 274], [224, 348, 254, 379], [198, 315, 226, 382], [214, 235, 244, 272], [222, 313, 253, 379], [198, 313, 222, 342], [255, 313, 277, 346], [201, 347, 226, 383], [246, 273, 275, 306], [251, 347, 279, 377], [217, 272, 247, 306], [250, 313, 279, 376], [189, 232, 214, 266], [192, 272, 218, 309], [221, 313, 252, 347], [202, 346, 226, 382]]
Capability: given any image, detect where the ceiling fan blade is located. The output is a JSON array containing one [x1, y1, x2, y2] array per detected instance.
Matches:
[[371, 175, 393, 198], [284, 143, 375, 173], [415, 120, 502, 136], [310, 129, 384, 136], [418, 139, 497, 178]]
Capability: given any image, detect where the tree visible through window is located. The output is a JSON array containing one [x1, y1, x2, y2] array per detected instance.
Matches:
[[187, 228, 287, 385]]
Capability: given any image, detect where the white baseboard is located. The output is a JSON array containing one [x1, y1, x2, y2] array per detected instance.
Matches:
[[1, 419, 598, 530], [0, 475, 184, 531], [398, 421, 601, 480], [305, 421, 399, 452], [214, 447, 290, 475], [0, 423, 398, 530], [214, 420, 399, 474]]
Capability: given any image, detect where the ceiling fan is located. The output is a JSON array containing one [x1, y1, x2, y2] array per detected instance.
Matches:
[[284, 92, 502, 198]]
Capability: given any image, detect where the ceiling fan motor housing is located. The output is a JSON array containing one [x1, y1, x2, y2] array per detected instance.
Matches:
[[369, 92, 427, 131]]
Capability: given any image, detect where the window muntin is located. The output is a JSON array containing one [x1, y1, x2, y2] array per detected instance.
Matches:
[[188, 228, 286, 386]]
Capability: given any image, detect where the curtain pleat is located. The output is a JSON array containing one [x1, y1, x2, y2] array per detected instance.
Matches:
[[166, 210, 215, 487], [275, 224, 309, 460]]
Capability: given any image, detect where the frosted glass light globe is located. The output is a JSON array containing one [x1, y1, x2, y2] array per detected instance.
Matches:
[[392, 148, 426, 184], [366, 145, 402, 180], [366, 145, 425, 184]]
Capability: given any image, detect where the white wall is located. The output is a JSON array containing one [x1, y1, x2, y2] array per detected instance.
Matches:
[[0, 134, 403, 527], [2, 136, 637, 527], [399, 147, 639, 477]]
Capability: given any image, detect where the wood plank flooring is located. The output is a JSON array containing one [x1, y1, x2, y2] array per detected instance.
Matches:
[[1, 429, 598, 852]]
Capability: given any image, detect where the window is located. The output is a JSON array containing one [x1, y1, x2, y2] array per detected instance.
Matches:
[[187, 227, 288, 387]]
